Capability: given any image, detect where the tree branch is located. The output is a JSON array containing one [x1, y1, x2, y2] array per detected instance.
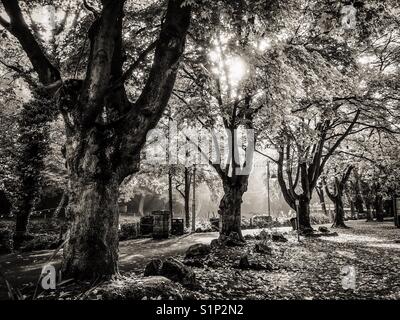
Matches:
[[1, 0, 60, 85]]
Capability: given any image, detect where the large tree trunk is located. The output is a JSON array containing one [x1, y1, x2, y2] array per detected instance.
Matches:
[[138, 194, 145, 217], [316, 186, 328, 216], [2, 0, 191, 281], [14, 187, 35, 246], [355, 197, 364, 214], [332, 194, 348, 228], [218, 177, 248, 241], [53, 192, 68, 219], [375, 195, 384, 222], [297, 195, 313, 232], [62, 174, 121, 279]]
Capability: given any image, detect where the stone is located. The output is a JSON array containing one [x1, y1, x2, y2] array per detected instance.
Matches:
[[238, 255, 251, 269], [254, 242, 273, 255], [160, 258, 196, 287], [237, 255, 273, 271], [144, 259, 163, 277], [271, 233, 288, 242], [318, 226, 329, 233], [185, 243, 211, 258]]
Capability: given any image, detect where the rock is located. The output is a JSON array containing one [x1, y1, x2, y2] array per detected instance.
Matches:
[[185, 243, 211, 258], [271, 233, 288, 242], [249, 261, 273, 271], [160, 258, 196, 287], [238, 255, 251, 269], [183, 258, 204, 268], [144, 259, 163, 277], [254, 242, 272, 255], [98, 276, 186, 300], [195, 228, 203, 233], [237, 255, 272, 271], [318, 226, 329, 233]]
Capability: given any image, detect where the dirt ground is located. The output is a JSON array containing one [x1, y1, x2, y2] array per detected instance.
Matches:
[[0, 219, 399, 300]]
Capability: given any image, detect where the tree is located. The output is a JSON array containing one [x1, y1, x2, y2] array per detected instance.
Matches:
[[0, 0, 192, 279], [324, 165, 354, 228]]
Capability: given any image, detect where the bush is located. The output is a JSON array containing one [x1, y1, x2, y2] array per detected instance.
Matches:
[[0, 228, 13, 254], [19, 234, 61, 252], [119, 222, 139, 241]]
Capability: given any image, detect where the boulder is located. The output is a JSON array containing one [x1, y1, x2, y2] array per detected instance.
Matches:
[[238, 255, 251, 269], [144, 259, 163, 277], [160, 258, 196, 287], [254, 242, 272, 255], [318, 226, 329, 234], [185, 243, 211, 258], [237, 255, 272, 271], [271, 233, 288, 242]]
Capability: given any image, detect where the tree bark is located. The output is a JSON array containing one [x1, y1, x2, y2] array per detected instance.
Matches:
[[297, 195, 313, 231], [2, 0, 189, 279], [325, 166, 353, 228], [316, 186, 328, 216], [14, 182, 35, 245], [218, 177, 248, 241], [331, 194, 348, 228], [62, 175, 120, 279], [138, 194, 145, 217], [375, 194, 384, 222], [53, 191, 68, 219]]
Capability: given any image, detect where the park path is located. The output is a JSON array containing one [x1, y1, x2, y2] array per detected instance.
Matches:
[[0, 227, 287, 299]]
